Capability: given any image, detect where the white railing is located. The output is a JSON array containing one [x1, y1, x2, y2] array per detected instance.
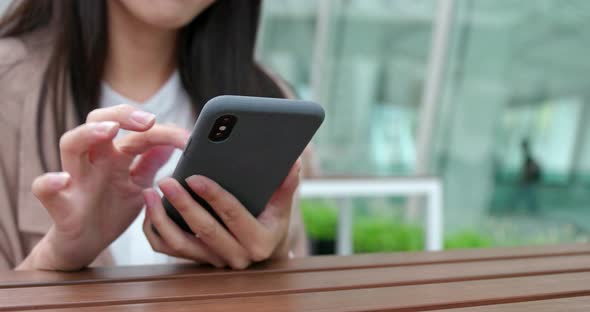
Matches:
[[299, 177, 443, 255]]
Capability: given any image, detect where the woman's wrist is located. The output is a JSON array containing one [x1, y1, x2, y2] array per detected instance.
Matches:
[[15, 232, 62, 271], [16, 229, 86, 271]]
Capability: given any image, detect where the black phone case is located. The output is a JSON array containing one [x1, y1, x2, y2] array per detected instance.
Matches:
[[162, 95, 325, 233]]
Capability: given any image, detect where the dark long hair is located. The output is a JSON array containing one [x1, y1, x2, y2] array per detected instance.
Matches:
[[0, 0, 284, 170]]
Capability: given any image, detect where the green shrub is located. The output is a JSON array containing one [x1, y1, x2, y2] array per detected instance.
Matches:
[[301, 199, 338, 240], [444, 230, 493, 249], [353, 218, 424, 252], [302, 199, 496, 252]]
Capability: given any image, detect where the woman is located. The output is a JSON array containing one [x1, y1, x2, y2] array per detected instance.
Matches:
[[0, 0, 308, 271]]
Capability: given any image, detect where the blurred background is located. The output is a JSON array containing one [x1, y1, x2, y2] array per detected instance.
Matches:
[[257, 0, 590, 254], [2, 0, 588, 255]]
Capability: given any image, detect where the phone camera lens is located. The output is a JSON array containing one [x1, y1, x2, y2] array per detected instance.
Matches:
[[209, 114, 237, 142]]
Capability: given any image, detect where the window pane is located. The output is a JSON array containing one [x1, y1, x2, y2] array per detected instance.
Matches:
[[258, 0, 436, 176], [432, 0, 590, 245]]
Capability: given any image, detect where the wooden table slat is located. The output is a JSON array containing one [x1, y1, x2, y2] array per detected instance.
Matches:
[[2, 254, 590, 311], [438, 296, 590, 312], [24, 273, 590, 312], [2, 243, 589, 288]]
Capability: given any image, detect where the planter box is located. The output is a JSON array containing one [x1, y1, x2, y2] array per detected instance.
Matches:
[[309, 239, 336, 255]]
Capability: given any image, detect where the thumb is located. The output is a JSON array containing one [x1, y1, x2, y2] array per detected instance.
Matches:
[[129, 146, 176, 188], [32, 172, 72, 222]]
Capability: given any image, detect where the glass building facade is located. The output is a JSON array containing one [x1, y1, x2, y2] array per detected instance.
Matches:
[[258, 0, 590, 248]]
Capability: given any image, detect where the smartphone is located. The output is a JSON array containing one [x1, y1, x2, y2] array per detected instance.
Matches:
[[161, 95, 325, 233]]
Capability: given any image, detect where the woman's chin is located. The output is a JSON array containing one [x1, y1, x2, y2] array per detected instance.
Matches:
[[115, 0, 216, 30]]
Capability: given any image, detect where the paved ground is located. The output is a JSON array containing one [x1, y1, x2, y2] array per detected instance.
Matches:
[[486, 183, 590, 245]]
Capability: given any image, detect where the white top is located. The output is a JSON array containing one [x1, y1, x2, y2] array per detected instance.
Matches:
[[100, 71, 195, 265]]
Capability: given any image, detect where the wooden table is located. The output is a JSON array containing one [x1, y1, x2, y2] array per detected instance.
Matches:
[[1, 244, 590, 311]]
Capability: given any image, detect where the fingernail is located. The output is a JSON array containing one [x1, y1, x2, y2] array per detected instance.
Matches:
[[186, 175, 206, 194], [130, 110, 155, 127], [160, 180, 179, 198], [94, 121, 118, 135], [48, 172, 70, 190], [142, 189, 156, 208]]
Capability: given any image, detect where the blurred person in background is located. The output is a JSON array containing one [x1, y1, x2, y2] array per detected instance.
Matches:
[[519, 139, 542, 213], [0, 0, 310, 271]]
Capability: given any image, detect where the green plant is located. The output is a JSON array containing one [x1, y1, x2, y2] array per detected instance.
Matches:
[[353, 218, 424, 252], [444, 230, 493, 249], [301, 199, 338, 241], [301, 199, 497, 252]]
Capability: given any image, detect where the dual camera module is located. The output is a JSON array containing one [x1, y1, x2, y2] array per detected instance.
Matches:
[[208, 115, 237, 142]]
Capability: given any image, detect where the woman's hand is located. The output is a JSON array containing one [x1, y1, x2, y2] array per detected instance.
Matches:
[[143, 159, 302, 269], [18, 105, 189, 271]]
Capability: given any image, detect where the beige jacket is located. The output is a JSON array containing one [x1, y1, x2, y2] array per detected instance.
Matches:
[[0, 33, 120, 270], [0, 34, 64, 269]]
